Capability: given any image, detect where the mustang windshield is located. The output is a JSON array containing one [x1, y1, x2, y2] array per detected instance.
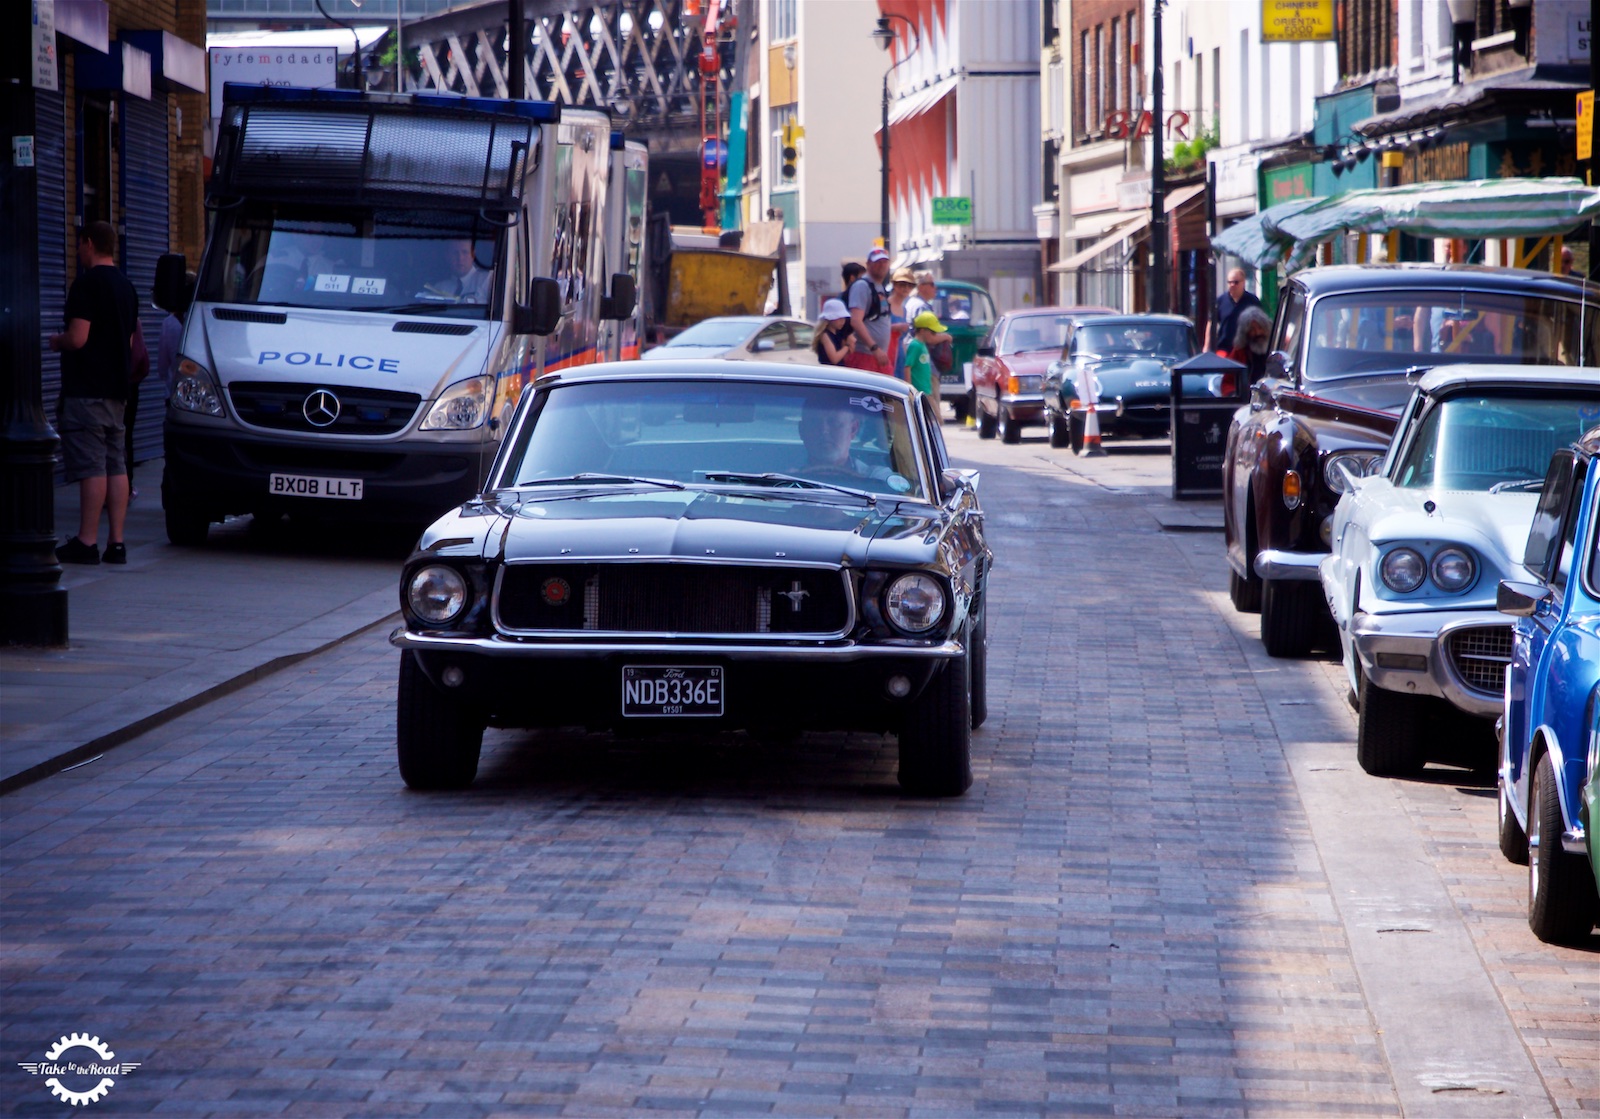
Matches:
[[1304, 290, 1599, 380], [198, 200, 500, 319], [502, 380, 927, 499], [1395, 392, 1600, 491]]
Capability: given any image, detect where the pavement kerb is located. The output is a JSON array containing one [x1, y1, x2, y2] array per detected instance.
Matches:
[[0, 600, 400, 797]]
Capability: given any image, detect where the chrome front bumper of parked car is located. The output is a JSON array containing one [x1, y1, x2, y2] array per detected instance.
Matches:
[[1348, 608, 1511, 718], [1253, 549, 1325, 581], [391, 629, 966, 660]]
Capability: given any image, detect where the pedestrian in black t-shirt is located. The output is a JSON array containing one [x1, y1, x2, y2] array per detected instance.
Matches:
[[1204, 268, 1262, 355], [48, 221, 140, 565]]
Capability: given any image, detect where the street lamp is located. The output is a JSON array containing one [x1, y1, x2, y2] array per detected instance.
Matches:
[[872, 14, 920, 250]]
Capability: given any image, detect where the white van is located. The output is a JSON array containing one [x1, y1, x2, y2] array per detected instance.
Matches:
[[159, 85, 633, 543]]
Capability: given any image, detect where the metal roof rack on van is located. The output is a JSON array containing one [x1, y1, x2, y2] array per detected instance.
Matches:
[[210, 84, 560, 212]]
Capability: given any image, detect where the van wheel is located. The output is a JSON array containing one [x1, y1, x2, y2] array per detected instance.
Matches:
[[898, 643, 973, 797], [164, 503, 213, 547], [397, 650, 484, 790], [1356, 670, 1424, 777]]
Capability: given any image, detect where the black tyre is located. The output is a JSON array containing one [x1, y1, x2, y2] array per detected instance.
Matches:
[[1498, 767, 1529, 865], [1228, 568, 1262, 613], [1260, 579, 1317, 658], [950, 394, 968, 423], [969, 603, 989, 730], [1047, 407, 1071, 449], [1528, 752, 1600, 943], [999, 406, 1021, 444], [164, 503, 212, 547], [898, 644, 973, 797], [1355, 670, 1425, 778], [977, 403, 998, 439], [396, 650, 484, 790]]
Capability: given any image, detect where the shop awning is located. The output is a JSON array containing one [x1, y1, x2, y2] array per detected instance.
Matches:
[[883, 72, 958, 129], [1050, 183, 1206, 273], [1210, 177, 1600, 271]]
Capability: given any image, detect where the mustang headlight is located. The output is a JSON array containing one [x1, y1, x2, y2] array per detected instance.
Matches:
[[407, 564, 468, 624], [420, 375, 496, 430], [1324, 451, 1384, 495], [1430, 547, 1476, 593], [172, 357, 224, 416], [884, 573, 947, 634], [1380, 547, 1427, 593]]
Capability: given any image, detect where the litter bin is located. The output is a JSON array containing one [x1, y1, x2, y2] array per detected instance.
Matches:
[[1169, 352, 1247, 500]]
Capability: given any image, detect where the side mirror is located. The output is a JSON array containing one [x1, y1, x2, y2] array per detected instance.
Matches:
[[600, 272, 636, 321], [939, 467, 978, 501], [154, 253, 187, 312], [513, 277, 562, 336], [976, 344, 995, 358], [1264, 350, 1290, 381], [1496, 580, 1551, 617], [753, 338, 776, 352]]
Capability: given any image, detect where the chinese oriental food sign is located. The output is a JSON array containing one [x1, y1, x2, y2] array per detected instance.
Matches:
[[1261, 0, 1335, 42]]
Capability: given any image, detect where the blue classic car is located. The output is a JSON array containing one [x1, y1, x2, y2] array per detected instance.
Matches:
[[1497, 425, 1600, 944], [1041, 314, 1200, 444]]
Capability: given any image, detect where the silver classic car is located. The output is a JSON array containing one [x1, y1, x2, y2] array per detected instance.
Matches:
[[1320, 368, 1600, 776], [391, 361, 992, 796]]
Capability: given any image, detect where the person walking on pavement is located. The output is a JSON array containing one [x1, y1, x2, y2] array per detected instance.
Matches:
[[1228, 305, 1273, 384], [1204, 267, 1261, 355], [845, 247, 893, 374], [48, 220, 141, 565], [904, 311, 946, 396], [887, 267, 917, 381]]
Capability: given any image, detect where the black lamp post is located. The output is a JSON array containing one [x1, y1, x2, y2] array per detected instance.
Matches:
[[872, 14, 920, 250], [1149, 0, 1168, 313]]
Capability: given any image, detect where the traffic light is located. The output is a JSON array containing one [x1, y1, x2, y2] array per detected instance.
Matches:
[[780, 121, 803, 181]]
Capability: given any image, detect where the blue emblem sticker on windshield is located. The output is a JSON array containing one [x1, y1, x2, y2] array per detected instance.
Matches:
[[850, 395, 890, 413], [886, 474, 912, 493]]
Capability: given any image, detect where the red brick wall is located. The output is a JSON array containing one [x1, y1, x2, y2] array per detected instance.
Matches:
[[1071, 1, 1140, 142]]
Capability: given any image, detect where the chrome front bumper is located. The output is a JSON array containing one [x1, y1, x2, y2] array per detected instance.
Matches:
[[1254, 549, 1325, 581], [391, 628, 965, 661], [1349, 608, 1509, 718]]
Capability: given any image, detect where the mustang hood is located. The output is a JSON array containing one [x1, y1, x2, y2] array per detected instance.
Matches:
[[496, 489, 943, 567]]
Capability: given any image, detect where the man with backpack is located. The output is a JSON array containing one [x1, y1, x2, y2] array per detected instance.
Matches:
[[845, 247, 893, 374]]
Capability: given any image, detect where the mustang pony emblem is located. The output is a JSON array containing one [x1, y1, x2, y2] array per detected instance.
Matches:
[[778, 581, 810, 611]]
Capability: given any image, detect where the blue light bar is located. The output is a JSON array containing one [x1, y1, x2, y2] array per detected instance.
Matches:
[[610, 130, 626, 151], [221, 83, 561, 123]]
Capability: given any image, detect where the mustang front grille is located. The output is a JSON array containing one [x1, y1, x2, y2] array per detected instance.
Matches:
[[1446, 624, 1513, 695], [494, 563, 851, 637]]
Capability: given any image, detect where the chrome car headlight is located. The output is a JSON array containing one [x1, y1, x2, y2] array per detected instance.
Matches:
[[1324, 451, 1384, 495], [407, 565, 468, 624], [884, 573, 947, 634], [172, 357, 224, 416], [1380, 547, 1427, 593], [420, 375, 496, 430], [1430, 547, 1476, 593]]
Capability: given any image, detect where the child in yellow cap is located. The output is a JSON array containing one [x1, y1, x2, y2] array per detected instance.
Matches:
[[903, 311, 948, 395]]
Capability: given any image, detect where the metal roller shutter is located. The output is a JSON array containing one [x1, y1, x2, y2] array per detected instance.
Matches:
[[120, 93, 170, 467], [36, 85, 68, 424]]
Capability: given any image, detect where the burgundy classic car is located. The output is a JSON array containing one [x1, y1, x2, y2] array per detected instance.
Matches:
[[1225, 264, 1600, 658], [973, 306, 1114, 443]]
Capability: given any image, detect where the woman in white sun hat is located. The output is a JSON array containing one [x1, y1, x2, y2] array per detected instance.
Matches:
[[813, 298, 854, 365]]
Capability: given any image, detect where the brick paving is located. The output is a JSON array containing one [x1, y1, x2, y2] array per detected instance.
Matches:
[[2, 431, 1593, 1116]]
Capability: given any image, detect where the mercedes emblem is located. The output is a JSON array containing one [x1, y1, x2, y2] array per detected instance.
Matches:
[[303, 389, 341, 428]]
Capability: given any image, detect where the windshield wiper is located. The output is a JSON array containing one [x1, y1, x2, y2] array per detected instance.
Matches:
[[1489, 478, 1544, 493], [522, 473, 686, 489], [699, 471, 877, 504], [369, 302, 485, 315]]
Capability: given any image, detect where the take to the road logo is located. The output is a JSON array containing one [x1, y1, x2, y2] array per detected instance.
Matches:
[[17, 1034, 140, 1106]]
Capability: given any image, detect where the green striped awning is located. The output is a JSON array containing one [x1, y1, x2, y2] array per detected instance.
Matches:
[[1210, 196, 1323, 269]]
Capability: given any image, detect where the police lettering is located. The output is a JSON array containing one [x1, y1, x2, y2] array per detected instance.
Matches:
[[255, 351, 398, 372]]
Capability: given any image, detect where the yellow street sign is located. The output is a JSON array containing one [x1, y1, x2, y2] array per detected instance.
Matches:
[[1261, 0, 1335, 42], [1578, 91, 1593, 162]]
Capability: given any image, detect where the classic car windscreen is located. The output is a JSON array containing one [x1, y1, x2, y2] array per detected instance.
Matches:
[[998, 314, 1079, 355], [1394, 392, 1600, 492], [1074, 321, 1196, 362], [503, 380, 927, 499], [1304, 291, 1599, 380], [199, 200, 501, 318]]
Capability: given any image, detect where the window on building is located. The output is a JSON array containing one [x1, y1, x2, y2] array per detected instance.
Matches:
[[1288, 43, 1300, 133], [769, 0, 796, 42], [1110, 21, 1122, 111], [771, 104, 797, 187], [1042, 0, 1057, 46], [1239, 30, 1250, 140], [1212, 46, 1220, 135], [1259, 41, 1271, 138], [1194, 52, 1202, 133], [1077, 29, 1090, 138], [1127, 12, 1139, 105], [1093, 24, 1106, 133], [79, 98, 111, 227]]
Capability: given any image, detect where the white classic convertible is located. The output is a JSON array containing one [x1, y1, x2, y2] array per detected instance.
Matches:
[[1320, 367, 1600, 776]]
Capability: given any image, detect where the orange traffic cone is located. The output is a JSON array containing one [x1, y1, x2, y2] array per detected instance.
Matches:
[[1078, 401, 1106, 457]]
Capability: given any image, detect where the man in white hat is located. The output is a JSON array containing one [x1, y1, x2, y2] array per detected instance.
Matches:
[[847, 247, 894, 374]]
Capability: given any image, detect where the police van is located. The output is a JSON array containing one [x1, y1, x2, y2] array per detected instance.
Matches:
[[598, 132, 648, 363], [158, 84, 634, 543]]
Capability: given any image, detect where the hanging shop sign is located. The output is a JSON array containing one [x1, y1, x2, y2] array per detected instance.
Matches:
[[932, 196, 972, 226], [1104, 109, 1191, 141], [1401, 141, 1470, 185], [1261, 0, 1336, 43], [1261, 162, 1314, 205]]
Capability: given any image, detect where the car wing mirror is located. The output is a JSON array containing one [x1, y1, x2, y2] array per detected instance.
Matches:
[[1264, 350, 1290, 381], [599, 273, 636, 321], [154, 252, 187, 312], [939, 468, 979, 501], [976, 344, 995, 358], [514, 276, 562, 336], [1496, 580, 1552, 617]]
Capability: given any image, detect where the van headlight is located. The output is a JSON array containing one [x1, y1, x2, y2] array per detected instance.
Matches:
[[884, 573, 947, 634], [172, 358, 224, 415], [406, 565, 468, 625], [420, 375, 496, 430]]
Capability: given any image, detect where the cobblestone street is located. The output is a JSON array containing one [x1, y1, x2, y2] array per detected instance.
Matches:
[[3, 428, 1596, 1117]]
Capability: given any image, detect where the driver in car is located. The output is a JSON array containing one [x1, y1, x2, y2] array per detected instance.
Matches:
[[797, 397, 891, 482], [422, 240, 493, 303]]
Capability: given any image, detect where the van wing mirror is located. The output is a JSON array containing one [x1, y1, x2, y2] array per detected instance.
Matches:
[[600, 273, 637, 321], [514, 277, 563, 336], [154, 253, 187, 312]]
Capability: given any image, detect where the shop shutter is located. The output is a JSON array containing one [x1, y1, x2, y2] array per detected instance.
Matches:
[[36, 85, 69, 426], [120, 93, 170, 466]]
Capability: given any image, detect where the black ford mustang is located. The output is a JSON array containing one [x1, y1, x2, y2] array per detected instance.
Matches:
[[391, 361, 993, 796]]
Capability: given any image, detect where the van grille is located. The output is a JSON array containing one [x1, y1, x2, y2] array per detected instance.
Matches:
[[495, 563, 850, 637], [228, 381, 420, 435], [1446, 625, 1513, 695]]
